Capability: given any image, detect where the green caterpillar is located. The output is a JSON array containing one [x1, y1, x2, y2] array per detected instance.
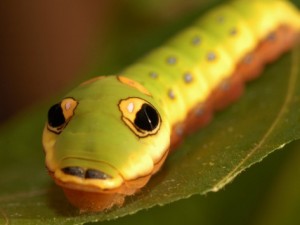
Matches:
[[42, 0, 300, 212]]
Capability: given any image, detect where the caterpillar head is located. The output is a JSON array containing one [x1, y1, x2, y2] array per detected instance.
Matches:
[[42, 76, 170, 199]]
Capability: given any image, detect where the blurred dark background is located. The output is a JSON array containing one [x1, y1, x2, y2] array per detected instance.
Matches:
[[0, 0, 206, 125], [0, 0, 117, 124]]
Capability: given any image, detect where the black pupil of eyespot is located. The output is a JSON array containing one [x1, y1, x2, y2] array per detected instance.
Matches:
[[134, 104, 159, 131], [48, 103, 66, 127]]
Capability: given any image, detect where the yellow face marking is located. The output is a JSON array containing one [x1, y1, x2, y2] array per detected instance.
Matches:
[[79, 76, 106, 86], [118, 76, 152, 96], [119, 97, 161, 138], [61, 98, 77, 120]]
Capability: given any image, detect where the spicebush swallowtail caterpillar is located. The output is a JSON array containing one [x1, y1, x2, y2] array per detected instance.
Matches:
[[43, 0, 300, 212]]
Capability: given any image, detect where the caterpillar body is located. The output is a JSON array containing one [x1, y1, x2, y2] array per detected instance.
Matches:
[[42, 0, 300, 212]]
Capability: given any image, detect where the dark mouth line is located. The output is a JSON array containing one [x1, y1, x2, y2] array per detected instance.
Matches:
[[48, 147, 169, 186], [62, 166, 112, 180]]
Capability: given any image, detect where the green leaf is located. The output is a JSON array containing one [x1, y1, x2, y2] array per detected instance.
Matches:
[[1, 1, 300, 225], [91, 136, 300, 225], [249, 140, 300, 225]]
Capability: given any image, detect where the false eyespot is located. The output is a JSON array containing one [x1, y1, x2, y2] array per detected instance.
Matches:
[[47, 98, 78, 134], [118, 97, 161, 137]]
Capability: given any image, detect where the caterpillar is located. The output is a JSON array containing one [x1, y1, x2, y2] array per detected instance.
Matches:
[[42, 0, 300, 212]]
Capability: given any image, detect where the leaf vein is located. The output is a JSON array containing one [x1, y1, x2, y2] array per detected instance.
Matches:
[[0, 208, 9, 225], [211, 48, 300, 192]]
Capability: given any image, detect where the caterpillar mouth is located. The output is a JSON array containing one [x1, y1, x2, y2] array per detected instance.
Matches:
[[49, 158, 124, 192], [62, 166, 112, 180]]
